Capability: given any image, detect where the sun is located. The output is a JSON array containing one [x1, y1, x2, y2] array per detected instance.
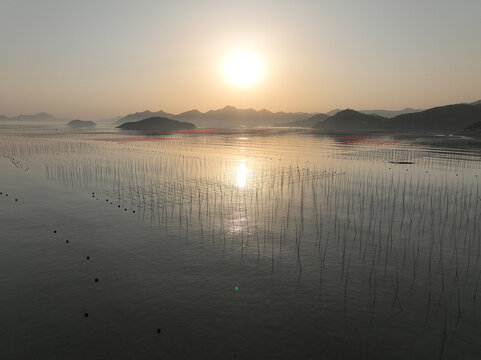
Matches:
[[223, 52, 263, 87]]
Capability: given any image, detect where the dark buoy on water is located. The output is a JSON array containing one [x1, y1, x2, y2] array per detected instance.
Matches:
[[66, 240, 69, 243], [84, 312, 89, 318], [86, 256, 90, 260], [157, 328, 161, 334], [94, 278, 98, 282], [53, 230, 57, 233], [389, 161, 414, 165], [15, 198, 18, 201], [133, 210, 135, 213]]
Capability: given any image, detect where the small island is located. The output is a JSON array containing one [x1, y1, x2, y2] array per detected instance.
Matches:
[[117, 117, 196, 131], [67, 119, 96, 128]]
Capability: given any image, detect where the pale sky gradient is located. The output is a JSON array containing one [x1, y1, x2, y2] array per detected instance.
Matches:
[[1, 0, 480, 119]]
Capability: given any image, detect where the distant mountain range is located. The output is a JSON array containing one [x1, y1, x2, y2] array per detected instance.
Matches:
[[314, 110, 386, 131], [314, 103, 481, 134], [326, 108, 422, 118], [2, 99, 481, 135], [113, 110, 176, 125], [113, 104, 462, 128], [114, 106, 316, 128], [390, 104, 481, 132], [281, 113, 330, 128], [0, 112, 66, 122]]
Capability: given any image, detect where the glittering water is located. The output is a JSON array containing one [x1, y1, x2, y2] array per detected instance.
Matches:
[[1, 125, 481, 359]]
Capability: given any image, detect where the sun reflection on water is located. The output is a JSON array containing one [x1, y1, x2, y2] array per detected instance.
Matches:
[[236, 161, 248, 188], [229, 211, 248, 235]]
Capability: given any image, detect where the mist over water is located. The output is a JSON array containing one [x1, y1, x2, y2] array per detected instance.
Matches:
[[2, 125, 481, 359]]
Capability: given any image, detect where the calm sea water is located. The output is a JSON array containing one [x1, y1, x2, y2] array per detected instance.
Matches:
[[1, 125, 481, 359]]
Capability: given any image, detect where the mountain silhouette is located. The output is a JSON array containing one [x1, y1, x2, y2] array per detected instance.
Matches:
[[315, 109, 387, 131], [176, 106, 314, 128], [314, 104, 481, 134], [283, 113, 330, 127], [390, 104, 481, 132], [173, 109, 203, 122], [0, 112, 65, 122], [325, 108, 421, 118], [326, 109, 341, 116], [114, 110, 176, 125], [114, 106, 314, 128], [117, 117, 196, 131], [67, 120, 96, 128], [361, 108, 422, 118]]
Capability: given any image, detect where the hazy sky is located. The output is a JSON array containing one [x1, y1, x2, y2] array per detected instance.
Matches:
[[1, 0, 480, 119]]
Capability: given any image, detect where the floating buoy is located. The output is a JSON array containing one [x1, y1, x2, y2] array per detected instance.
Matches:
[[66, 240, 69, 243], [94, 278, 99, 282], [84, 312, 89, 318], [53, 230, 57, 233], [86, 256, 90, 260], [157, 328, 161, 334]]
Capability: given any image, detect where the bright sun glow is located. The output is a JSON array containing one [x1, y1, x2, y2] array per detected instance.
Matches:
[[223, 52, 263, 87], [236, 161, 249, 188]]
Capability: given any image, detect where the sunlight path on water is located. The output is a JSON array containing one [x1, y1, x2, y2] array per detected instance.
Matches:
[[1, 127, 481, 359]]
